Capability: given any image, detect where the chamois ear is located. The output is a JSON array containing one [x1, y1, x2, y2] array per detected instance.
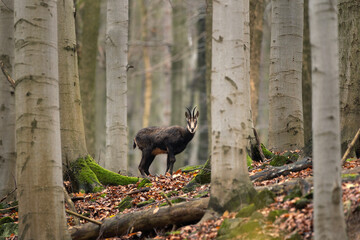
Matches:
[[185, 111, 190, 118], [195, 111, 199, 118]]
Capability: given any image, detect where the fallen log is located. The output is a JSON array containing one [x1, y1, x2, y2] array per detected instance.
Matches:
[[69, 197, 209, 240], [250, 157, 312, 182]]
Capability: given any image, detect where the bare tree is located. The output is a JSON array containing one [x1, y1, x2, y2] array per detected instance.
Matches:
[[14, 0, 70, 238], [309, 0, 347, 239], [204, 0, 255, 219], [268, 0, 304, 151], [58, 0, 88, 166], [0, 0, 16, 201], [105, 0, 129, 173]]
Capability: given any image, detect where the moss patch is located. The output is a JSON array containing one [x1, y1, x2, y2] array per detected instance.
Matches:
[[342, 173, 359, 180], [270, 155, 288, 166], [236, 204, 256, 218], [136, 198, 155, 208], [0, 217, 14, 225], [0, 222, 18, 238], [117, 196, 133, 212], [261, 143, 274, 159], [180, 165, 203, 172], [183, 158, 211, 193], [267, 209, 288, 222]]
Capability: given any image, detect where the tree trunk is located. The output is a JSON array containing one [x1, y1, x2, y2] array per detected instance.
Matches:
[[338, 0, 360, 158], [250, 0, 264, 125], [95, 0, 107, 166], [256, 0, 271, 145], [58, 0, 88, 167], [205, 0, 212, 158], [302, 0, 312, 146], [309, 0, 347, 239], [0, 0, 16, 202], [140, 0, 152, 128], [148, 0, 172, 175], [105, 0, 129, 174], [170, 0, 187, 126], [206, 0, 256, 218], [14, 0, 70, 238], [268, 0, 304, 152], [128, 1, 144, 174], [78, 0, 100, 156]]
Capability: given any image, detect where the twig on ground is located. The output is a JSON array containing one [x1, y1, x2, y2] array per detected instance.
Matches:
[[342, 128, 360, 166], [65, 209, 102, 225]]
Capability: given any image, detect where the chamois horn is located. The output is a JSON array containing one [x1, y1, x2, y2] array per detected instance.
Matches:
[[192, 106, 197, 117]]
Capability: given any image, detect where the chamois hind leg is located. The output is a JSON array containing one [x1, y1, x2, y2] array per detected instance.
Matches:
[[144, 154, 155, 176], [138, 149, 152, 176]]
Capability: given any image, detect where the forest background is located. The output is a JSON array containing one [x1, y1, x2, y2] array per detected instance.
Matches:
[[0, 0, 360, 239]]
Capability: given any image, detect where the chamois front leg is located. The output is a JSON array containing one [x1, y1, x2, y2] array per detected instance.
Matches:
[[166, 146, 176, 175]]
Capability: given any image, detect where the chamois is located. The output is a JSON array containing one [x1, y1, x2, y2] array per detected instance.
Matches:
[[133, 107, 199, 176]]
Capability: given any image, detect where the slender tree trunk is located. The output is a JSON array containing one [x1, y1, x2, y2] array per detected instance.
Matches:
[[140, 0, 152, 128], [256, 0, 271, 145], [205, 0, 212, 157], [128, 1, 143, 174], [14, 0, 70, 238], [250, 0, 264, 125], [148, 0, 172, 175], [309, 0, 347, 239], [339, 0, 360, 158], [95, 0, 107, 166], [0, 0, 16, 202], [302, 0, 312, 146], [58, 0, 88, 166], [78, 0, 100, 156], [206, 0, 255, 218], [105, 0, 129, 173], [171, 0, 187, 126], [268, 0, 304, 152]]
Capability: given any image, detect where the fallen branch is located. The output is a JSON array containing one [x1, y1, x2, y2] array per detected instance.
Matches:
[[69, 197, 209, 240], [64, 187, 80, 225], [250, 157, 312, 182], [342, 128, 360, 166]]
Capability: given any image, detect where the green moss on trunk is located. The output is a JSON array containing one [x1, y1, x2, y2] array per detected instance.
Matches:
[[68, 155, 139, 192]]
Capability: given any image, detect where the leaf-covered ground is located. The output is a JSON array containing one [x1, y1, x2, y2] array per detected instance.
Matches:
[[1, 158, 360, 239]]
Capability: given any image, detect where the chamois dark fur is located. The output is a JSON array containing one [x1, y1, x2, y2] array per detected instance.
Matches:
[[133, 107, 199, 176]]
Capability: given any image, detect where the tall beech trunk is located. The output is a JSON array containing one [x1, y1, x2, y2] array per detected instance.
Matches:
[[0, 0, 16, 201], [309, 0, 347, 239], [268, 0, 304, 152], [105, 0, 129, 173], [206, 0, 255, 218], [14, 0, 70, 238], [58, 0, 88, 167]]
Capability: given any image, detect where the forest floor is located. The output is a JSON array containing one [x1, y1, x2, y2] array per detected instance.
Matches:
[[1, 157, 360, 239]]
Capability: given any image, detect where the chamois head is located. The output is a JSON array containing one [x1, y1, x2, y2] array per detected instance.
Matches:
[[185, 106, 199, 134]]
